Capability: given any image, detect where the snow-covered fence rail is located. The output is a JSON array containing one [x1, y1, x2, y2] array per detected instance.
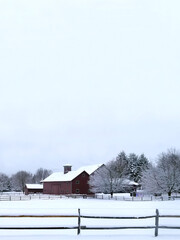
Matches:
[[79, 209, 180, 237], [0, 209, 180, 237], [0, 213, 80, 234]]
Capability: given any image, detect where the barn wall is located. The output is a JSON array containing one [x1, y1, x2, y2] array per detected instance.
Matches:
[[24, 186, 28, 195], [43, 171, 90, 195], [43, 182, 72, 195], [24, 187, 43, 195], [72, 171, 89, 194]]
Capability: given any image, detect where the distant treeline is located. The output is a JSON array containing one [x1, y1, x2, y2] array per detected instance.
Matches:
[[0, 168, 52, 192]]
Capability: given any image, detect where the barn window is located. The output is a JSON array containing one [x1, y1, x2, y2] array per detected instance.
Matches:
[[76, 189, 80, 193], [76, 180, 80, 184], [82, 173, 85, 177]]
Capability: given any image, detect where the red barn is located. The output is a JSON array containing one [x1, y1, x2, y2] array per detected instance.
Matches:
[[43, 164, 103, 195]]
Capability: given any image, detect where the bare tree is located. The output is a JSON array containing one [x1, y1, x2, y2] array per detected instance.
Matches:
[[33, 168, 52, 183], [111, 151, 129, 177], [11, 171, 33, 192], [142, 149, 180, 196]]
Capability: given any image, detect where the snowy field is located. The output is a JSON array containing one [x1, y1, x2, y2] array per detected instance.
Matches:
[[0, 197, 180, 240]]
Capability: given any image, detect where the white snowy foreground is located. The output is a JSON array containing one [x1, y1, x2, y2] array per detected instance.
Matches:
[[0, 197, 180, 240]]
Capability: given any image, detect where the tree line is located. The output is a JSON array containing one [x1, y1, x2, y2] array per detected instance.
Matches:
[[0, 168, 52, 192], [142, 149, 180, 196], [1, 148, 180, 197], [89, 151, 149, 197], [89, 149, 180, 197]]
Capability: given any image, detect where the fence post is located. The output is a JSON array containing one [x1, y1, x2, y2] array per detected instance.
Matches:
[[77, 208, 81, 235], [155, 209, 159, 237]]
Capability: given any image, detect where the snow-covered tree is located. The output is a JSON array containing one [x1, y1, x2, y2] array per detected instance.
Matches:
[[142, 149, 180, 196], [128, 153, 149, 183], [0, 173, 11, 191], [141, 163, 159, 194], [89, 151, 149, 197], [89, 160, 128, 197], [128, 153, 138, 181]]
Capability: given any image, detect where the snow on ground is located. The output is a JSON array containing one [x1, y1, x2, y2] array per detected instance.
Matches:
[[0, 197, 180, 240]]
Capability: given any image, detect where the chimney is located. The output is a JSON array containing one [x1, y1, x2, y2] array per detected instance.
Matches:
[[63, 164, 72, 174]]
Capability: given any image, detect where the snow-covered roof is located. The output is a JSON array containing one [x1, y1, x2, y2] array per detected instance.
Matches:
[[122, 179, 139, 186], [25, 184, 43, 189], [76, 164, 104, 175], [43, 164, 103, 182]]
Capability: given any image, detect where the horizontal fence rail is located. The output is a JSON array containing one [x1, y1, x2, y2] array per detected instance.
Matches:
[[79, 209, 180, 237], [0, 214, 79, 234], [0, 209, 180, 237]]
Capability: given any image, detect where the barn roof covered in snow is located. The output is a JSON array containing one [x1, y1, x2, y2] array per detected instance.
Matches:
[[25, 184, 43, 189], [76, 164, 104, 175], [43, 164, 103, 182]]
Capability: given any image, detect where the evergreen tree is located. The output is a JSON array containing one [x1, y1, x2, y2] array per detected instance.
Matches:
[[136, 154, 149, 182], [127, 153, 149, 183], [128, 153, 139, 181]]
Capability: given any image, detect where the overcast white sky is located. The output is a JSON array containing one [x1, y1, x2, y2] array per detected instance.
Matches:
[[0, 0, 180, 175]]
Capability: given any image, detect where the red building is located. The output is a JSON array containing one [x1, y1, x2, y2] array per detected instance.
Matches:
[[43, 164, 103, 195], [24, 184, 43, 195]]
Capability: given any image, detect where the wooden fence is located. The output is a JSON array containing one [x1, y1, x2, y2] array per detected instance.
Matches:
[[0, 193, 178, 201], [0, 194, 65, 201], [0, 209, 180, 237]]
